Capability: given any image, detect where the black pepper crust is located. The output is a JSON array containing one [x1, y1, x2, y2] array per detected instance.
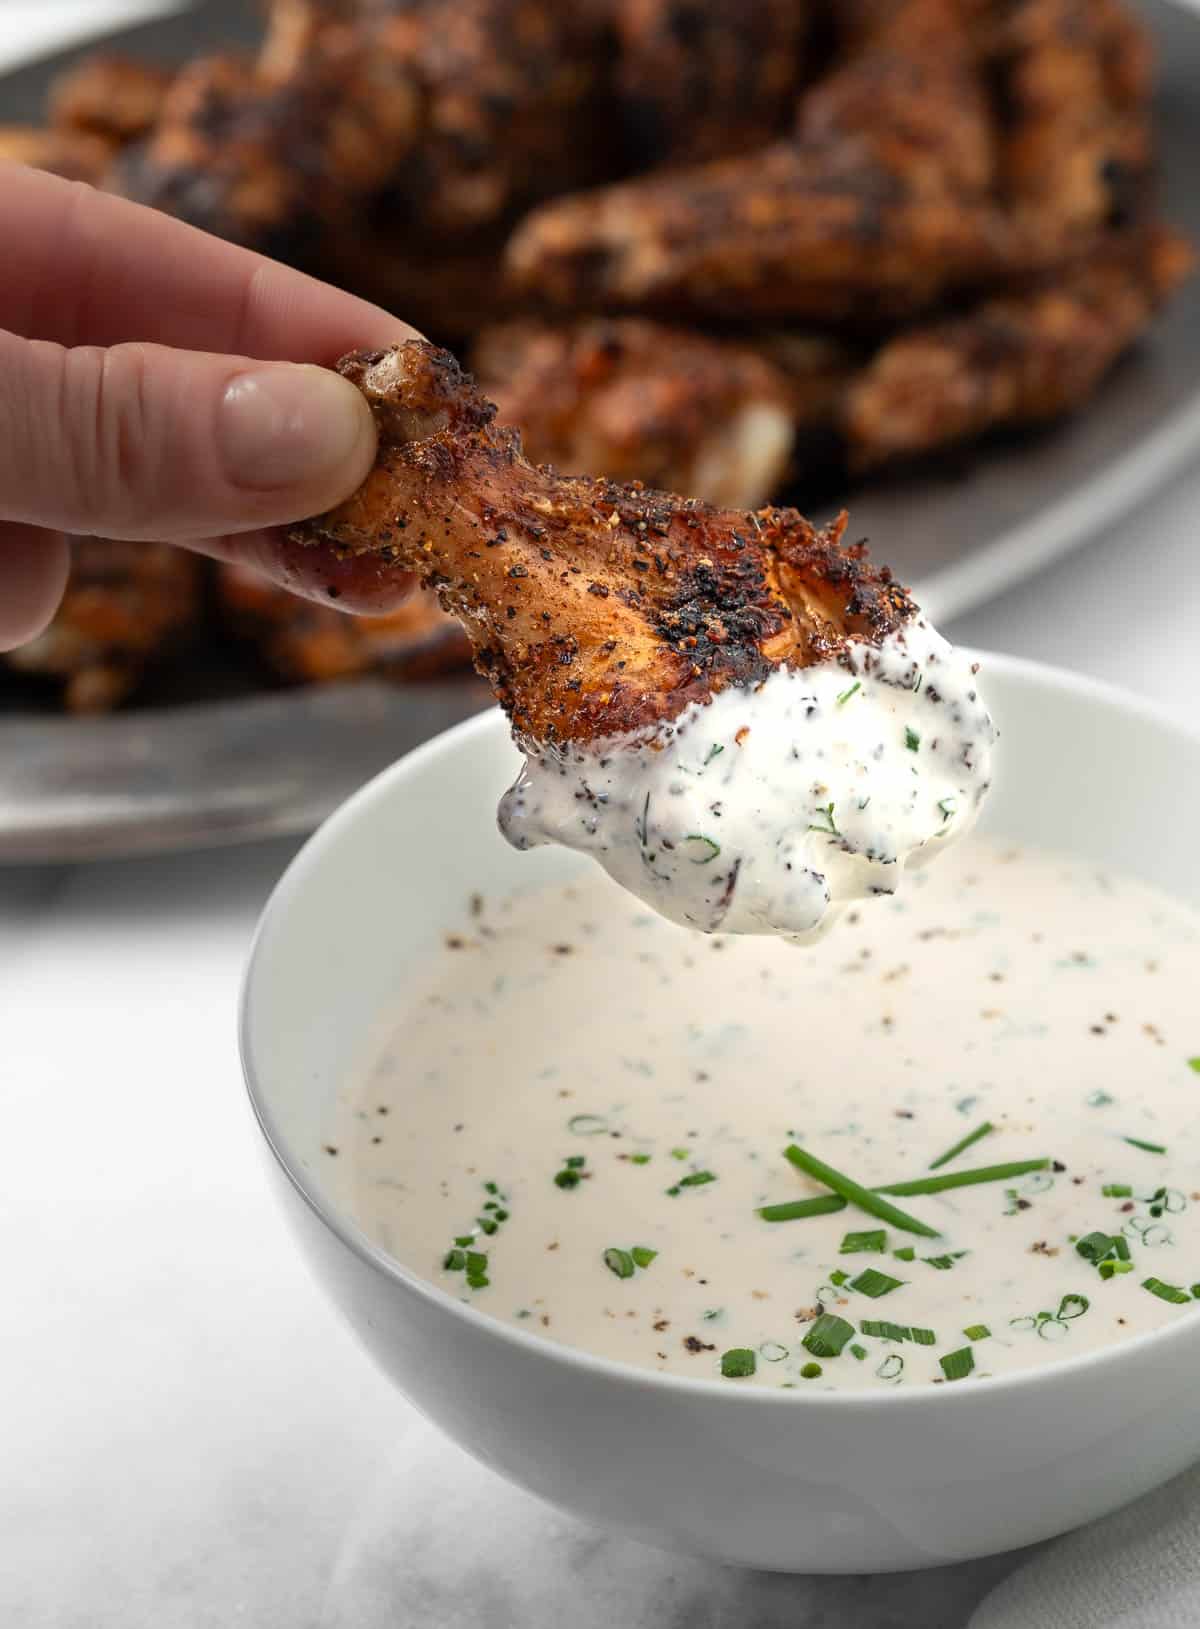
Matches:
[[290, 339, 915, 747]]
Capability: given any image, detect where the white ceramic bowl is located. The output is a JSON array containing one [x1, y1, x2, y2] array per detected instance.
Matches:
[[241, 654, 1200, 1573]]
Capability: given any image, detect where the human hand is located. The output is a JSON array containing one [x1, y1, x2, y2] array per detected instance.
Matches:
[[0, 162, 419, 653]]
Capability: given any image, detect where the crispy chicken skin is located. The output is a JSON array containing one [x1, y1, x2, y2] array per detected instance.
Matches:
[[613, 0, 808, 167], [290, 340, 914, 747], [216, 564, 471, 683], [3, 540, 202, 714], [48, 54, 174, 147], [842, 226, 1195, 468], [503, 0, 1028, 323], [471, 318, 796, 507]]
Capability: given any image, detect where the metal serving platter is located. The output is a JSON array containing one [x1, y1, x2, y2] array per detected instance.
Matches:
[[2, 0, 1199, 862]]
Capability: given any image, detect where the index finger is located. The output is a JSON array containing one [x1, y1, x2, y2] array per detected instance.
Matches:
[[1, 162, 419, 361]]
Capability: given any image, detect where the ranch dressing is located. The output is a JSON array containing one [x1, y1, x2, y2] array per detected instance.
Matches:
[[333, 840, 1200, 1391], [498, 619, 995, 938]]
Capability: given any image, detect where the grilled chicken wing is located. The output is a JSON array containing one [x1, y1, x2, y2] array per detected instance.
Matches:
[[48, 54, 174, 148], [216, 563, 470, 683], [0, 125, 114, 183], [613, 0, 809, 168], [842, 225, 1193, 468], [471, 318, 796, 507], [504, 0, 1024, 323], [116, 0, 608, 258], [289, 339, 914, 747], [991, 0, 1155, 241], [3, 540, 202, 713]]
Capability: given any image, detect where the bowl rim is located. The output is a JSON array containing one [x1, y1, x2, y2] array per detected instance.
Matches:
[[240, 649, 1200, 1410]]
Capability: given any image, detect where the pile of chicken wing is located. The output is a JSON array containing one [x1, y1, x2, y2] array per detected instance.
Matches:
[[1, 0, 1190, 712]]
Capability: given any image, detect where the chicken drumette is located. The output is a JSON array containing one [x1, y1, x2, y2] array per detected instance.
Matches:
[[289, 339, 914, 747], [3, 540, 202, 714], [471, 318, 797, 508]]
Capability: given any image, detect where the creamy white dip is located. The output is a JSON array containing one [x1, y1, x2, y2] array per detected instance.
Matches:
[[333, 839, 1200, 1391], [498, 620, 995, 939]]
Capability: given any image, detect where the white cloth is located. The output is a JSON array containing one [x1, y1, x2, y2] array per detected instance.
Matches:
[[969, 1465, 1200, 1629]]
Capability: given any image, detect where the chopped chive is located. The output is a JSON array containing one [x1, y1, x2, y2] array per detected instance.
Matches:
[[477, 1217, 498, 1235], [910, 1327, 937, 1346], [1188, 1058, 1200, 1074], [801, 1313, 855, 1358], [492, 1208, 510, 1221], [466, 1273, 489, 1289], [603, 1247, 636, 1279], [893, 1245, 916, 1262], [836, 682, 862, 707], [629, 1153, 652, 1165], [1113, 1234, 1130, 1260], [1124, 1136, 1167, 1154], [840, 1229, 888, 1254], [720, 1348, 757, 1379], [443, 1249, 466, 1271], [668, 1170, 717, 1196], [800, 1361, 823, 1379], [1076, 1231, 1119, 1265], [859, 1319, 910, 1343], [879, 1158, 1050, 1197], [670, 1148, 690, 1161], [905, 727, 921, 752], [758, 1195, 846, 1223], [784, 1144, 940, 1238], [849, 1268, 905, 1299], [829, 1268, 850, 1287], [1143, 1277, 1191, 1304], [1102, 1183, 1133, 1198], [1057, 1293, 1090, 1320], [454, 1235, 474, 1247], [702, 1308, 723, 1321], [963, 1324, 991, 1341], [465, 1251, 488, 1275], [1099, 1259, 1134, 1279], [564, 1155, 586, 1169], [940, 1347, 975, 1382], [850, 1343, 868, 1361], [554, 1169, 581, 1190], [568, 1114, 609, 1136], [630, 1246, 658, 1269], [922, 1251, 968, 1270], [682, 835, 720, 864], [928, 1122, 994, 1170]]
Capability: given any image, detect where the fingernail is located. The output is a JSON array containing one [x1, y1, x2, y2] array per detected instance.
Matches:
[[217, 364, 372, 492]]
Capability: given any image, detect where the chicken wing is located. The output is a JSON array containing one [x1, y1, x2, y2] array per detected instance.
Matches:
[[216, 563, 470, 683], [470, 318, 795, 508], [842, 225, 1194, 469], [288, 339, 914, 747], [503, 0, 1022, 323], [613, 0, 809, 168], [3, 539, 202, 714], [48, 54, 174, 148]]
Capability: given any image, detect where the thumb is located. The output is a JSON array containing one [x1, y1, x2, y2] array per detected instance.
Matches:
[[0, 331, 377, 543]]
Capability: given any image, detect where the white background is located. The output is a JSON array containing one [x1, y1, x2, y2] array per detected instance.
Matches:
[[1, 5, 1198, 1624]]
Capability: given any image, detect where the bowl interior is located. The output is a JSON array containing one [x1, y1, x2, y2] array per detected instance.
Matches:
[[243, 654, 1200, 1237]]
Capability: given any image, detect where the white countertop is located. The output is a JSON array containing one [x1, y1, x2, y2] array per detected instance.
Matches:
[[3, 7, 1199, 1625]]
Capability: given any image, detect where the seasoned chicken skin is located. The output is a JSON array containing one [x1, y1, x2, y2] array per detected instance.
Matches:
[[843, 226, 1194, 468], [4, 539, 202, 713], [471, 318, 796, 507], [290, 340, 914, 747]]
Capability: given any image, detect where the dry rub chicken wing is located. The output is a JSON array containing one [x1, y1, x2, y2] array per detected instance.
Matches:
[[841, 225, 1194, 469], [504, 0, 1027, 323], [612, 0, 809, 168], [3, 539, 202, 714], [48, 54, 175, 148], [470, 318, 796, 507], [216, 563, 470, 683], [289, 339, 914, 747]]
